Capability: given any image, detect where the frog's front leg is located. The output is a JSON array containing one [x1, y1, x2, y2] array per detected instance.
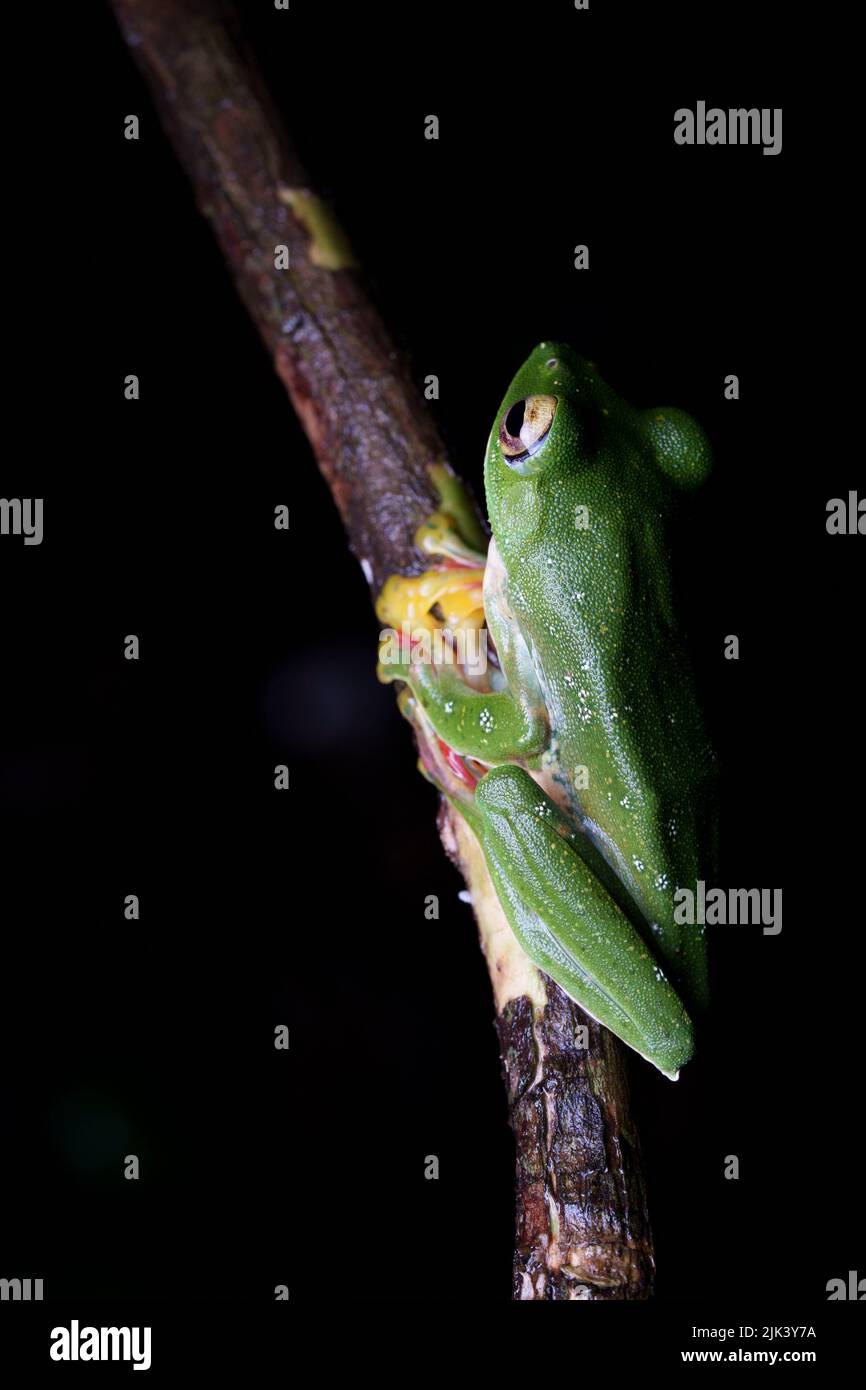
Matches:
[[379, 640, 547, 762], [376, 512, 548, 764]]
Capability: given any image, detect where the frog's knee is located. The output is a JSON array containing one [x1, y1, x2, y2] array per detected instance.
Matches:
[[641, 407, 712, 489], [475, 763, 538, 816]]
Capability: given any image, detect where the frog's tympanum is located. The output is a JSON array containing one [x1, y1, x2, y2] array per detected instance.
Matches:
[[377, 343, 716, 1079]]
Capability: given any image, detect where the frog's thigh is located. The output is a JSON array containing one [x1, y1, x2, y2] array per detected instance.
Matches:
[[407, 660, 546, 760], [474, 765, 694, 1079]]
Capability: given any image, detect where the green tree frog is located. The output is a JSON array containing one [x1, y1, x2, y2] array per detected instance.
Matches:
[[377, 343, 715, 1079]]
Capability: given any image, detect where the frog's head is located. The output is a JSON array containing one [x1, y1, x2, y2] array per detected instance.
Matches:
[[484, 341, 711, 553], [485, 342, 582, 486]]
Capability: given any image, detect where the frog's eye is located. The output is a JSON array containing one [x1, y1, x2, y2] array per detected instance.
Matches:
[[498, 394, 557, 461]]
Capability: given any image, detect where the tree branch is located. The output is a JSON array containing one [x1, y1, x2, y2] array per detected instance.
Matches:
[[110, 0, 655, 1299]]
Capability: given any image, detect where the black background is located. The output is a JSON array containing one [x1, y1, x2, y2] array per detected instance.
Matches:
[[1, 0, 861, 1329]]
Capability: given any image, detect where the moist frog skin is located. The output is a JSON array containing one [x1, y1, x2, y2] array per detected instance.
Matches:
[[377, 343, 716, 1079]]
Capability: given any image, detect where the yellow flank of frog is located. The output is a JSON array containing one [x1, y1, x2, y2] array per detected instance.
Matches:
[[376, 566, 484, 635], [376, 508, 485, 642]]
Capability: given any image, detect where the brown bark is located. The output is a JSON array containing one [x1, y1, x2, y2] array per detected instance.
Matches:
[[110, 0, 655, 1298]]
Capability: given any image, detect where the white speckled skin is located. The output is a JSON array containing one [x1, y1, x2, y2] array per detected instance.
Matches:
[[482, 342, 716, 1012], [380, 344, 716, 1073]]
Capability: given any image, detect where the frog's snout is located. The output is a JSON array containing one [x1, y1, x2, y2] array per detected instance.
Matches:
[[532, 340, 582, 373]]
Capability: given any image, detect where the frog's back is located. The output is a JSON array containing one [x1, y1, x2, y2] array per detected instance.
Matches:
[[486, 344, 715, 1005]]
